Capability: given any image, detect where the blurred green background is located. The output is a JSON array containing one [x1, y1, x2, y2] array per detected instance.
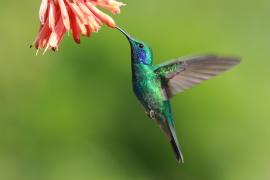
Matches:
[[0, 0, 270, 179]]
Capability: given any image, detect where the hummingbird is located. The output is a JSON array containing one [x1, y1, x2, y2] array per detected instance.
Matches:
[[116, 27, 240, 163]]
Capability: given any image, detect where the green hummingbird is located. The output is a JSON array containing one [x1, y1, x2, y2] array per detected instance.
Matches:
[[116, 27, 240, 163]]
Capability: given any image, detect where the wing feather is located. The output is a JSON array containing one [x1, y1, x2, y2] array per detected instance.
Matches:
[[155, 55, 241, 98]]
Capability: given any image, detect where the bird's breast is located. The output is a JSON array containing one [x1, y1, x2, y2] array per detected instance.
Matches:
[[131, 66, 164, 112]]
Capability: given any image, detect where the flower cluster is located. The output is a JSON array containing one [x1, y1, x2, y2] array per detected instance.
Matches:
[[34, 0, 125, 52]]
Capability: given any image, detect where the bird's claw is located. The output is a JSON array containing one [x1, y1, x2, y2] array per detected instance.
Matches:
[[145, 110, 155, 119]]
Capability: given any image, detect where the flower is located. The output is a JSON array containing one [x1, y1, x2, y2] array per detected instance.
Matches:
[[34, 0, 126, 53]]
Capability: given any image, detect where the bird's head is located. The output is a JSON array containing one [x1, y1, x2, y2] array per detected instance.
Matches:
[[116, 27, 153, 65]]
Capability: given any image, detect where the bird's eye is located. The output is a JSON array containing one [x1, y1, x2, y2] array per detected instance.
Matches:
[[139, 44, 144, 48]]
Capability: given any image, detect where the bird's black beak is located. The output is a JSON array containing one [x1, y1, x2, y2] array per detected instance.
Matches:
[[116, 26, 134, 43]]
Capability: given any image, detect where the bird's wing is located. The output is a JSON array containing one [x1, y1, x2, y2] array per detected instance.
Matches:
[[154, 55, 241, 99]]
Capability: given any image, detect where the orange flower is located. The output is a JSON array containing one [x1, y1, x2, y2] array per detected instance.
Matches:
[[34, 0, 125, 53]]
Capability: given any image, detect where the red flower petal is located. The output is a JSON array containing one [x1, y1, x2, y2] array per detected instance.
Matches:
[[48, 1, 56, 30], [86, 2, 116, 28], [57, 0, 70, 30], [68, 2, 88, 25], [39, 0, 49, 24], [35, 20, 51, 49], [48, 17, 66, 49], [69, 10, 81, 44]]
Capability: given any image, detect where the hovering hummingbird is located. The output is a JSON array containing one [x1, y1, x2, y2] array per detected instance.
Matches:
[[116, 27, 240, 163]]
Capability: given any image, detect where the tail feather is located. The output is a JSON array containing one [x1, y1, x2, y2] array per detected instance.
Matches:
[[169, 124, 184, 163], [157, 101, 184, 163], [159, 114, 184, 163]]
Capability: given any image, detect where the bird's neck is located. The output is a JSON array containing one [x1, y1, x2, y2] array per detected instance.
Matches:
[[131, 62, 154, 80]]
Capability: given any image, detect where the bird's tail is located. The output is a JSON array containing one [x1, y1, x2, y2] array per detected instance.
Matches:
[[159, 112, 184, 163], [168, 123, 184, 163], [158, 101, 184, 163]]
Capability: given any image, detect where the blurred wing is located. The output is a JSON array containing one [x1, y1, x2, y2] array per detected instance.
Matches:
[[154, 55, 241, 98]]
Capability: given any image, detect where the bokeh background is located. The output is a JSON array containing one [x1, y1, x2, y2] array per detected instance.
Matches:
[[0, 0, 270, 179]]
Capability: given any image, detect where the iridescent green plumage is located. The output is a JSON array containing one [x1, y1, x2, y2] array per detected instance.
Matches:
[[116, 27, 240, 163]]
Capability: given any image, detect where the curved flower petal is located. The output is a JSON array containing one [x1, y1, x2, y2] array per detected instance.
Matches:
[[57, 0, 70, 30], [39, 0, 49, 24], [86, 2, 116, 28], [48, 1, 56, 30]]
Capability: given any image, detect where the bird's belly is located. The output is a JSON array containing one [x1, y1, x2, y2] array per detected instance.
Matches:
[[132, 78, 164, 113]]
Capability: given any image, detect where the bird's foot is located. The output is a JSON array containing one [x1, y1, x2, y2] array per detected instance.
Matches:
[[145, 110, 155, 119]]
